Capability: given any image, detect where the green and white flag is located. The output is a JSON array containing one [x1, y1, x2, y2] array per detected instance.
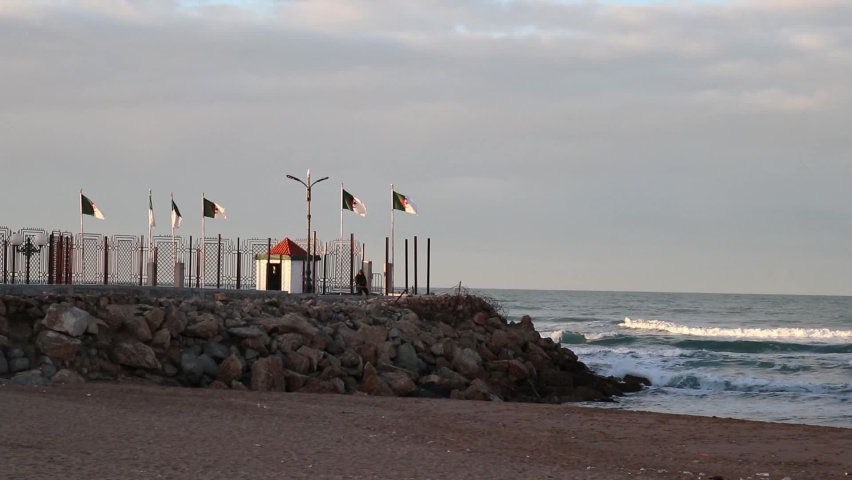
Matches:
[[392, 191, 418, 215], [203, 198, 226, 219], [171, 198, 182, 228], [81, 193, 105, 220], [342, 189, 367, 216], [148, 190, 156, 228]]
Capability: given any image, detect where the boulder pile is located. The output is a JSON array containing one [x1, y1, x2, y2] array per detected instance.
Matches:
[[0, 291, 648, 402]]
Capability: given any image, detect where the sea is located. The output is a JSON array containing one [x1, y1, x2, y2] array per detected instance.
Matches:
[[471, 288, 852, 429]]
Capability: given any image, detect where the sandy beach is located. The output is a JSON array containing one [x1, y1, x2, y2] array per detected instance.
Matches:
[[1, 382, 849, 480]]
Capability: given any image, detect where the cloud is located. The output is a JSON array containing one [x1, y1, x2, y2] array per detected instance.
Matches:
[[1, 0, 851, 294]]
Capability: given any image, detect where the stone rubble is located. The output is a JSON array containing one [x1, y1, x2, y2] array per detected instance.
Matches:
[[0, 292, 650, 402]]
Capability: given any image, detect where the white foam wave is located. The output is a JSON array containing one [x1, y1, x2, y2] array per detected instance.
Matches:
[[621, 317, 852, 341]]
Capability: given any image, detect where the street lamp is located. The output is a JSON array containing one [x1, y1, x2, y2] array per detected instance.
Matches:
[[10, 232, 47, 284], [286, 169, 328, 293]]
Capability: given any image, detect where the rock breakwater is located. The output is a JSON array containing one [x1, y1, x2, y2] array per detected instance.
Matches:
[[0, 290, 647, 402]]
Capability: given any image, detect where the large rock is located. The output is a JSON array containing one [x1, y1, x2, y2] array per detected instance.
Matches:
[[9, 357, 30, 373], [124, 316, 153, 342], [336, 326, 364, 349], [184, 314, 220, 339], [381, 371, 417, 396], [296, 345, 321, 372], [394, 343, 420, 374], [283, 370, 308, 392], [452, 348, 483, 379], [113, 341, 161, 370], [489, 330, 525, 353], [198, 354, 219, 378], [217, 354, 243, 384], [489, 359, 530, 382], [251, 356, 286, 392], [275, 333, 305, 353], [151, 329, 171, 349], [52, 369, 86, 384], [257, 313, 317, 337], [285, 351, 310, 375], [203, 341, 231, 361], [359, 325, 388, 346], [42, 304, 90, 337], [359, 362, 380, 394], [454, 379, 502, 402], [0, 355, 7, 375], [301, 377, 345, 394], [144, 309, 166, 332], [35, 330, 82, 362], [228, 326, 270, 344], [180, 353, 204, 383], [86, 316, 108, 335], [163, 309, 187, 337], [0, 315, 8, 336], [9, 369, 49, 387]]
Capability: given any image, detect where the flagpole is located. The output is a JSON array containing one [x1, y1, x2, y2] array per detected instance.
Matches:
[[80, 188, 85, 284], [339, 182, 343, 240], [171, 192, 176, 267], [201, 192, 205, 288], [390, 183, 395, 286]]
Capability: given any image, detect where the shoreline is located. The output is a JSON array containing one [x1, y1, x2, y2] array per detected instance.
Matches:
[[2, 381, 850, 479]]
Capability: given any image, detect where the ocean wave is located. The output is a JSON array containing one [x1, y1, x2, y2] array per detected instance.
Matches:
[[660, 373, 851, 395], [548, 330, 623, 344], [672, 339, 852, 354], [621, 317, 852, 341]]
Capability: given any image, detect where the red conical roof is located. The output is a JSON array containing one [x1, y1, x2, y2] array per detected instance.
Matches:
[[268, 238, 307, 256]]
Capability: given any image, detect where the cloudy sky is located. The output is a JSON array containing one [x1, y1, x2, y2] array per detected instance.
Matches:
[[1, 0, 851, 295]]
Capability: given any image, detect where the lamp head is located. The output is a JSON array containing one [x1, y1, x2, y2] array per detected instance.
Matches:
[[34, 232, 47, 247], [10, 233, 23, 247]]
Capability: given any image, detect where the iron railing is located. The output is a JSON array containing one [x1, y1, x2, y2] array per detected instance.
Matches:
[[0, 226, 369, 292]]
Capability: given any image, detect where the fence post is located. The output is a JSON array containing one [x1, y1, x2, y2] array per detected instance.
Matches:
[[322, 241, 328, 295], [312, 230, 318, 294], [195, 249, 201, 288], [405, 238, 409, 294], [188, 235, 193, 288], [426, 238, 431, 295], [2, 238, 7, 284], [414, 236, 418, 295], [103, 236, 109, 285], [236, 237, 242, 290], [384, 237, 389, 296], [350, 233, 355, 295], [46, 234, 54, 284], [138, 235, 144, 286], [65, 236, 72, 285], [216, 233, 222, 289]]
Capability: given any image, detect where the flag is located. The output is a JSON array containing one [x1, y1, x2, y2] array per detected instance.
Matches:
[[81, 193, 105, 220], [148, 191, 156, 228], [171, 199, 182, 228], [392, 191, 418, 215], [203, 198, 226, 219], [342, 189, 367, 217]]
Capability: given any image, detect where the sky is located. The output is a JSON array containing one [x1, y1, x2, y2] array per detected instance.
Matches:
[[1, 0, 851, 295]]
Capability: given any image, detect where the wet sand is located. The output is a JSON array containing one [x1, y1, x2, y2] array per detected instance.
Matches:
[[1, 382, 849, 479]]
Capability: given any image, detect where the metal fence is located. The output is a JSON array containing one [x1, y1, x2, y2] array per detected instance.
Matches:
[[0, 226, 387, 293]]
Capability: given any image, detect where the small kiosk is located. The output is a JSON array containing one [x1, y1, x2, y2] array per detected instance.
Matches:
[[254, 238, 321, 293]]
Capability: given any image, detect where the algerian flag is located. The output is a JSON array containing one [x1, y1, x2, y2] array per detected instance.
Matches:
[[342, 189, 367, 217], [171, 199, 182, 228], [81, 193, 105, 220], [203, 198, 226, 219], [148, 191, 156, 228], [392, 191, 418, 215]]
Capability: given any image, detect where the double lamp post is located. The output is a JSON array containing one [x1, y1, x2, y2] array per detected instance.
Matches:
[[286, 169, 328, 293], [8, 232, 47, 284]]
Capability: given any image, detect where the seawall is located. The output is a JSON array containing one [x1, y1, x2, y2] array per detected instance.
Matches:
[[0, 285, 648, 402]]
